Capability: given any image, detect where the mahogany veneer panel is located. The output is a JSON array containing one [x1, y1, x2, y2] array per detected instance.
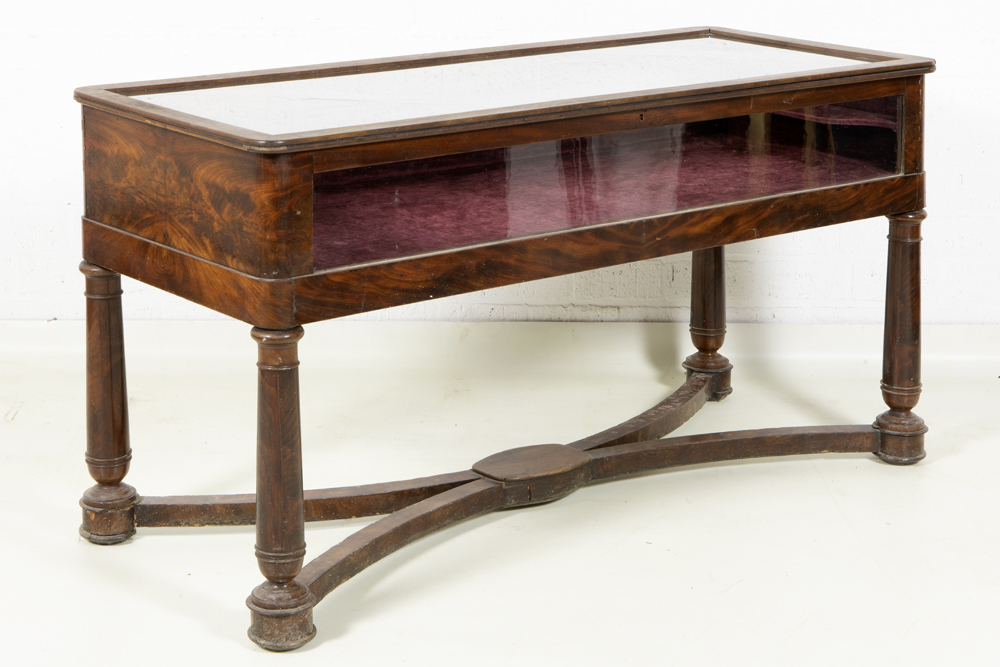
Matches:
[[82, 219, 296, 329], [903, 77, 924, 175], [83, 107, 314, 278], [295, 173, 924, 323], [82, 173, 923, 328]]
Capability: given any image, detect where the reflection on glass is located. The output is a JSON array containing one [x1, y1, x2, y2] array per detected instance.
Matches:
[[313, 96, 899, 270], [133, 38, 863, 135]]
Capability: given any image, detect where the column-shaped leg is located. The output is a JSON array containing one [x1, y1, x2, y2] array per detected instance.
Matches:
[[683, 247, 733, 401], [876, 210, 927, 465], [246, 327, 316, 651], [79, 261, 137, 544]]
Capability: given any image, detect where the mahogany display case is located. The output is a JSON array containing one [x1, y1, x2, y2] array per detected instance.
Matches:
[[75, 27, 934, 650]]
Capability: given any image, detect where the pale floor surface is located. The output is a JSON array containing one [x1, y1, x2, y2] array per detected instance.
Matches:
[[1, 320, 998, 666]]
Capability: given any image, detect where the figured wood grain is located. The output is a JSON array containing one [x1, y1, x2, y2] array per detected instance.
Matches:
[[293, 173, 924, 322], [903, 77, 924, 175], [85, 169, 924, 328], [83, 107, 313, 277], [83, 219, 295, 328]]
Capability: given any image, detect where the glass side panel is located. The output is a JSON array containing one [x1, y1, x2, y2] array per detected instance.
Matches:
[[133, 38, 862, 135], [312, 96, 899, 271]]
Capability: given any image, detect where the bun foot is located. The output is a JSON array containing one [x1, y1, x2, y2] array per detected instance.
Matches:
[[247, 581, 316, 651], [79, 483, 137, 545], [874, 410, 927, 465]]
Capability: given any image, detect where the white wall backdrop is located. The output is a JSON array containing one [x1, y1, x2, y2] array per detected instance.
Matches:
[[2, 0, 996, 324]]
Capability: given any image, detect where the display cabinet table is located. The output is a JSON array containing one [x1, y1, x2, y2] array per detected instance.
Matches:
[[75, 27, 934, 650]]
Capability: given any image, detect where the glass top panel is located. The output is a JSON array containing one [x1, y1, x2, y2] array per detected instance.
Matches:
[[133, 37, 863, 136]]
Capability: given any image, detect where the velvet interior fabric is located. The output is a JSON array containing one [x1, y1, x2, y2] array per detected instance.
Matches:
[[313, 101, 897, 270]]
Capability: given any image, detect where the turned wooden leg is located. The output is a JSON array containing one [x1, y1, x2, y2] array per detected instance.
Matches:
[[79, 261, 137, 544], [683, 246, 733, 400], [246, 327, 316, 651], [876, 210, 927, 465]]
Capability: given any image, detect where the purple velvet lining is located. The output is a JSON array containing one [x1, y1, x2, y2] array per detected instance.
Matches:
[[313, 100, 898, 270]]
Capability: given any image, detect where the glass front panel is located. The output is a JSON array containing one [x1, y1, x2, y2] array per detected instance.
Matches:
[[132, 38, 862, 135], [313, 96, 899, 271]]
